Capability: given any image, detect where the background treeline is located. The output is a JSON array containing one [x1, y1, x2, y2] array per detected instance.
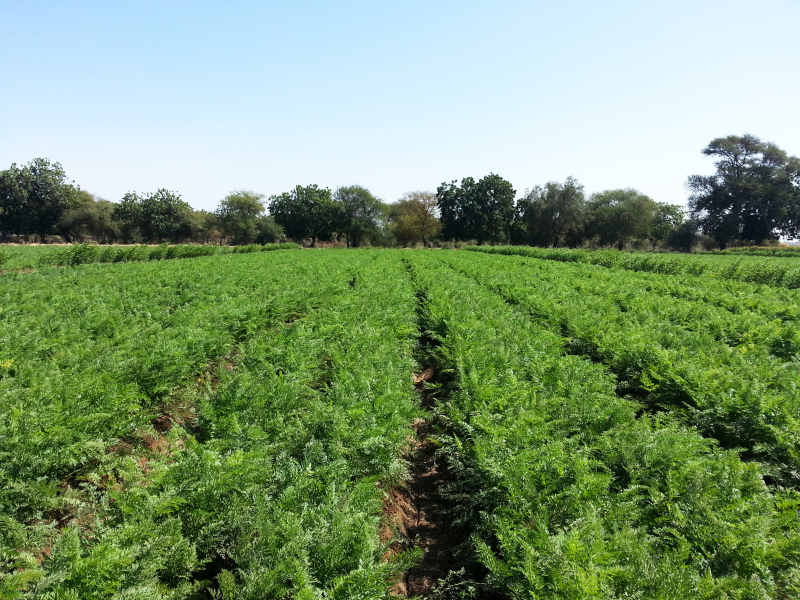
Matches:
[[2, 135, 798, 250]]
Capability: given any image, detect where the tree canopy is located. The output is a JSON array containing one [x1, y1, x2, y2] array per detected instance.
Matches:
[[688, 134, 800, 248], [11, 136, 796, 253], [518, 177, 586, 247], [269, 184, 336, 246], [0, 158, 79, 242], [389, 191, 442, 246], [216, 190, 267, 245], [333, 185, 385, 247], [58, 191, 119, 243], [586, 189, 659, 250], [114, 189, 193, 243], [437, 173, 516, 243]]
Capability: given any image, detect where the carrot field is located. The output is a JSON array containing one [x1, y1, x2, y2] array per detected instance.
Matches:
[[2, 248, 800, 599]]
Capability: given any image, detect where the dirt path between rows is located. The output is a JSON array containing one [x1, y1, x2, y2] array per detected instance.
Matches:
[[385, 367, 466, 596]]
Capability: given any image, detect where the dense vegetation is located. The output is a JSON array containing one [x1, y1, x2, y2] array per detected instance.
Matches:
[[3, 134, 798, 250], [2, 248, 800, 598], [467, 245, 800, 289]]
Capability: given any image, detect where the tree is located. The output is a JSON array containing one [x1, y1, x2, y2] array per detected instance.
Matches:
[[188, 210, 224, 245], [688, 134, 800, 249], [0, 158, 79, 242], [648, 203, 685, 246], [114, 189, 192, 243], [58, 191, 119, 243], [269, 184, 336, 246], [254, 215, 284, 244], [333, 185, 385, 247], [517, 177, 586, 247], [666, 219, 701, 253], [437, 173, 516, 243], [586, 189, 658, 250], [388, 191, 442, 246], [216, 190, 266, 245]]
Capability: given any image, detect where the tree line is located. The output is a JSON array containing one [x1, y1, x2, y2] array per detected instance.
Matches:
[[2, 134, 797, 249]]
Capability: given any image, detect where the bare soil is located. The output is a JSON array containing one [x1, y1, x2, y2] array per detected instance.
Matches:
[[383, 369, 467, 596]]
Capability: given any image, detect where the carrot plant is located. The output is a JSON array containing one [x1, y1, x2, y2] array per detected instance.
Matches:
[[441, 251, 800, 488], [469, 245, 800, 290], [4, 248, 800, 599], [1, 250, 379, 597], [406, 251, 800, 598]]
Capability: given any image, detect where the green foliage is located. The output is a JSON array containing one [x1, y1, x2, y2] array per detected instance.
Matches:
[[5, 248, 800, 598], [388, 191, 442, 247], [437, 173, 516, 243], [216, 190, 269, 245], [333, 185, 386, 247], [447, 250, 800, 485], [1, 250, 423, 598], [269, 184, 336, 246], [57, 191, 120, 244], [405, 251, 800, 598], [650, 201, 686, 243], [585, 188, 659, 250], [35, 242, 300, 267], [714, 246, 800, 257], [467, 245, 800, 289], [0, 158, 79, 241], [517, 177, 586, 247], [688, 134, 800, 248], [114, 189, 193, 243]]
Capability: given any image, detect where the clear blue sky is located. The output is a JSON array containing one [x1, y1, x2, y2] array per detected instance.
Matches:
[[2, 0, 799, 212]]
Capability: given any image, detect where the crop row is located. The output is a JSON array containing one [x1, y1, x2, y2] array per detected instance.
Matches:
[[1, 250, 422, 597], [473, 253, 800, 354], [469, 246, 800, 323], [707, 247, 800, 258], [407, 252, 800, 598], [468, 245, 800, 289], [441, 251, 800, 488], [2, 250, 346, 596], [34, 242, 299, 267], [124, 252, 423, 598]]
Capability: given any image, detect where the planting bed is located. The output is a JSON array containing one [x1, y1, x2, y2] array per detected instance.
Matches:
[[1, 249, 799, 598]]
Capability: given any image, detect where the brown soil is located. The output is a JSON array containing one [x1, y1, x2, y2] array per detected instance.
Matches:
[[383, 369, 466, 597], [0, 268, 35, 275]]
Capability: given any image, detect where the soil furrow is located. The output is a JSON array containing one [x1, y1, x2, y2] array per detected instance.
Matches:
[[386, 264, 468, 596]]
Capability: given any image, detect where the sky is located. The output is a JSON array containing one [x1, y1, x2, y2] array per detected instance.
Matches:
[[1, 0, 799, 212]]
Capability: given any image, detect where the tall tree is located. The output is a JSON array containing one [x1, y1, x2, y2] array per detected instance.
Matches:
[[189, 210, 224, 245], [666, 219, 701, 253], [437, 173, 516, 243], [216, 190, 266, 245], [269, 184, 335, 246], [649, 203, 685, 246], [688, 134, 800, 248], [58, 191, 119, 243], [586, 189, 658, 250], [0, 158, 79, 242], [114, 189, 192, 243], [388, 191, 442, 246], [517, 177, 586, 247], [333, 185, 385, 247]]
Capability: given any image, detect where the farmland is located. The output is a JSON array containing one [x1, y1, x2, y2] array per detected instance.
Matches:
[[2, 248, 800, 599]]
